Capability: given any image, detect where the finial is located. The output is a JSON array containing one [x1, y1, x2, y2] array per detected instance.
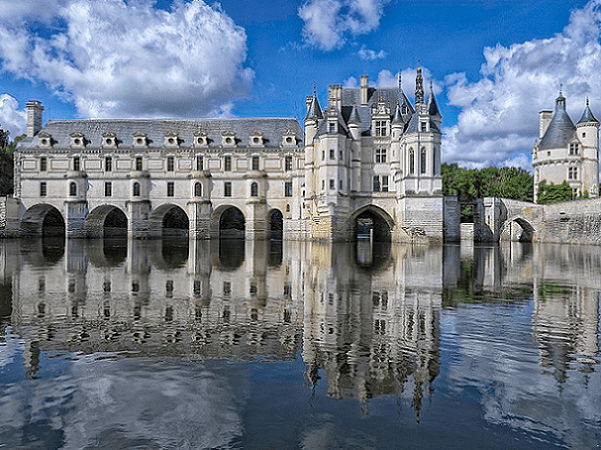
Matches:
[[430, 81, 433, 92], [398, 71, 402, 90], [586, 97, 590, 106], [313, 81, 316, 97], [559, 83, 563, 96]]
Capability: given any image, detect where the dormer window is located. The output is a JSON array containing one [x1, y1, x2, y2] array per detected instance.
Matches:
[[70, 132, 85, 148], [222, 131, 236, 147], [282, 130, 297, 147], [420, 121, 428, 132], [374, 120, 388, 137], [250, 130, 264, 147], [329, 122, 336, 134], [133, 131, 147, 148], [38, 131, 52, 148], [569, 142, 579, 155], [164, 131, 179, 148], [102, 131, 118, 148], [194, 132, 208, 147]]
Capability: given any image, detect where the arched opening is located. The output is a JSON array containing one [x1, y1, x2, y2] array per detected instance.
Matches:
[[219, 206, 246, 239], [87, 205, 128, 239], [21, 204, 65, 237], [163, 206, 189, 235], [269, 209, 283, 240], [133, 182, 140, 197], [353, 207, 392, 242], [502, 217, 535, 243], [104, 208, 128, 237], [69, 182, 77, 196]]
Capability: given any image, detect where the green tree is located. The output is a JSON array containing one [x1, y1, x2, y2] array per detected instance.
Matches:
[[536, 180, 571, 204], [0, 125, 23, 197]]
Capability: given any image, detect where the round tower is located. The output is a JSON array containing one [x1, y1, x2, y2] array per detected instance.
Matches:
[[576, 98, 599, 197]]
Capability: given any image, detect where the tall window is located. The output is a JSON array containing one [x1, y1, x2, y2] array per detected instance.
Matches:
[[329, 179, 335, 190], [194, 182, 202, 197], [285, 156, 292, 172], [40, 182, 47, 197], [252, 156, 260, 171], [133, 182, 140, 197], [284, 181, 292, 197], [374, 120, 387, 136], [568, 167, 578, 179], [167, 182, 174, 197], [569, 143, 579, 155], [40, 157, 47, 172], [409, 148, 415, 174], [329, 149, 335, 160], [167, 156, 174, 172], [382, 175, 389, 192], [420, 121, 427, 132], [420, 148, 427, 174], [135, 157, 143, 171], [73, 156, 80, 171], [105, 156, 112, 172], [375, 148, 387, 163], [196, 155, 203, 171], [224, 181, 232, 197], [105, 182, 112, 197], [224, 155, 232, 171], [373, 176, 380, 192], [69, 182, 77, 196], [250, 182, 258, 197]]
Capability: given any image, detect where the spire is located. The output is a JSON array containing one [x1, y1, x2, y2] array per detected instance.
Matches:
[[305, 84, 323, 121], [427, 81, 440, 117], [348, 104, 361, 125], [556, 88, 566, 110], [398, 71, 402, 91], [577, 97, 599, 125], [415, 64, 424, 106], [392, 102, 403, 126]]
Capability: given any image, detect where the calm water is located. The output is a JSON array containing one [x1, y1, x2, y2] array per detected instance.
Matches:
[[0, 238, 599, 449]]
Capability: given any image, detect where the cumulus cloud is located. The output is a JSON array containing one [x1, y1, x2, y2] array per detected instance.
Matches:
[[0, 94, 27, 139], [358, 45, 386, 60], [299, 0, 391, 51], [0, 0, 253, 119], [443, 0, 601, 168]]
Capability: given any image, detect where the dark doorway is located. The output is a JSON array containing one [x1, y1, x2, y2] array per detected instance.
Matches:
[[355, 209, 391, 242]]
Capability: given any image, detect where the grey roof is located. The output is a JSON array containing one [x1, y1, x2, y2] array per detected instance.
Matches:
[[348, 105, 361, 125], [405, 112, 440, 134], [391, 104, 404, 126], [305, 95, 323, 121], [427, 91, 441, 117], [539, 94, 575, 150], [577, 102, 598, 125], [17, 117, 303, 149]]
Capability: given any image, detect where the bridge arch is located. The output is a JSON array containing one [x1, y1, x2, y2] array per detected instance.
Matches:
[[150, 204, 190, 238], [500, 215, 536, 242], [211, 205, 246, 238], [86, 205, 128, 238], [21, 204, 65, 237], [268, 208, 283, 240], [350, 205, 395, 242]]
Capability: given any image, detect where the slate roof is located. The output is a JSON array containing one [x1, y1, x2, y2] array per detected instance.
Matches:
[[539, 94, 575, 150], [17, 117, 303, 150], [577, 102, 599, 125]]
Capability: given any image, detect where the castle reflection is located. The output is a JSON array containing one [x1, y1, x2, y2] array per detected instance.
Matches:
[[1, 238, 599, 417]]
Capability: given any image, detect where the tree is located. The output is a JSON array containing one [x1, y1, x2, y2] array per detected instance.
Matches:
[[536, 180, 571, 204], [0, 125, 24, 197]]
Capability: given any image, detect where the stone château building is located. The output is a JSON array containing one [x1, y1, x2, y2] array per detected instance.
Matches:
[[11, 68, 450, 241], [533, 92, 599, 202]]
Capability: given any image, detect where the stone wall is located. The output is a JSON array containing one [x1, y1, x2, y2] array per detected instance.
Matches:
[[536, 198, 601, 245]]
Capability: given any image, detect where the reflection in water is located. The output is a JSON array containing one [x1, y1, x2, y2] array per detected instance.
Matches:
[[0, 239, 599, 448]]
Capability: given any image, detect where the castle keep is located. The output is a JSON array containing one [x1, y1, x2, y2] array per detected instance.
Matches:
[[9, 69, 450, 242]]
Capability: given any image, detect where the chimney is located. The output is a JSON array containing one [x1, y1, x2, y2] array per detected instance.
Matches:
[[360, 75, 368, 105], [539, 110, 552, 139], [26, 101, 44, 137], [328, 84, 342, 110]]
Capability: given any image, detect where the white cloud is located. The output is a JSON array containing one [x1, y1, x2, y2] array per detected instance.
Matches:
[[299, 0, 391, 51], [358, 45, 386, 60], [0, 0, 254, 119], [0, 94, 27, 139], [376, 68, 442, 97], [443, 0, 601, 168]]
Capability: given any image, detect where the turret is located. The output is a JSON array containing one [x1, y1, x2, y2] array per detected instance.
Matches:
[[576, 98, 600, 197], [348, 105, 361, 140], [304, 85, 322, 144]]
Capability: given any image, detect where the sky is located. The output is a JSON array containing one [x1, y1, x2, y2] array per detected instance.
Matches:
[[0, 0, 600, 170]]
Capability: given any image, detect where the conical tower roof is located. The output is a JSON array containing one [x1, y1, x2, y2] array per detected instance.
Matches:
[[305, 87, 323, 121], [539, 92, 575, 150], [577, 99, 598, 125], [427, 82, 440, 117]]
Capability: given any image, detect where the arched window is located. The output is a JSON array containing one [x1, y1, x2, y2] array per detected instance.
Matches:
[[420, 147, 427, 174], [286, 204, 290, 212], [250, 182, 258, 197], [194, 182, 202, 197], [409, 148, 415, 175], [69, 182, 77, 196], [133, 182, 140, 197]]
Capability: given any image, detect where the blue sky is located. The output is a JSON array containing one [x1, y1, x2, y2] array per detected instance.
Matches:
[[0, 0, 600, 169]]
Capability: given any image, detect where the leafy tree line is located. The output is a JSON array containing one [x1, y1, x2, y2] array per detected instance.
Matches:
[[0, 125, 25, 196]]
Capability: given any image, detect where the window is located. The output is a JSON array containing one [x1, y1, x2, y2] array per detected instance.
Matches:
[[329, 149, 335, 160], [285, 156, 292, 171], [224, 155, 232, 171], [569, 143, 579, 155], [224, 181, 232, 197], [40, 157, 47, 172], [409, 148, 415, 174], [568, 167, 578, 179], [105, 182, 112, 197], [194, 182, 202, 197], [73, 156, 80, 171], [105, 156, 112, 172], [433, 148, 437, 175], [133, 182, 140, 197], [420, 121, 427, 132], [286, 204, 290, 212], [135, 156, 143, 171], [321, 180, 325, 190], [375, 148, 387, 163], [421, 148, 427, 174], [167, 155, 174, 172], [252, 156, 260, 171], [196, 155, 203, 171], [167, 181, 174, 197], [375, 120, 387, 136], [69, 182, 77, 196], [322, 151, 325, 161], [373, 176, 380, 192], [251, 182, 258, 197], [382, 176, 389, 192], [329, 179, 335, 190], [285, 181, 292, 197], [40, 182, 47, 197], [223, 281, 231, 295], [329, 123, 336, 133]]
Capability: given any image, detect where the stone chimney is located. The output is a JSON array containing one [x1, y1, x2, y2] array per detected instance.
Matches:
[[360, 75, 368, 105], [26, 101, 44, 137], [539, 110, 552, 139], [328, 85, 342, 110]]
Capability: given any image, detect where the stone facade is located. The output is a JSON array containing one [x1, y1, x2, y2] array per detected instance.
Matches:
[[533, 93, 599, 202]]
